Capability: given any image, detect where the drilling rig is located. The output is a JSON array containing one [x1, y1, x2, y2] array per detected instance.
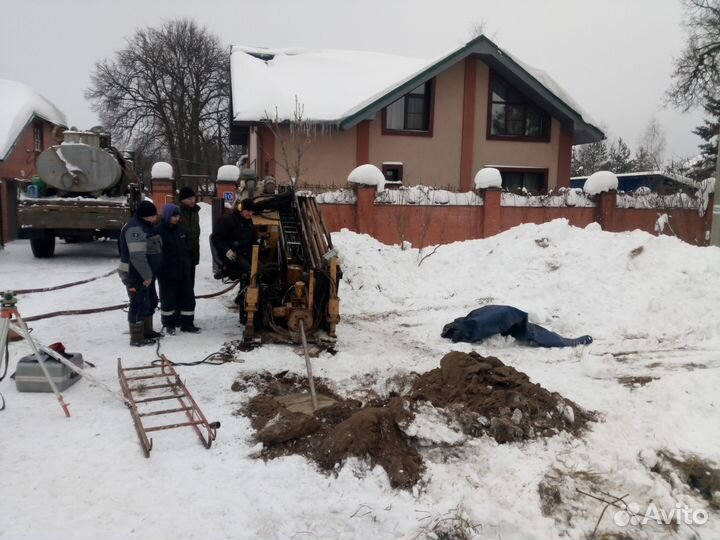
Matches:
[[213, 188, 341, 344]]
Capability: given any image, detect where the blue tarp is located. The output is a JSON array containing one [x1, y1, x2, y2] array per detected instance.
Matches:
[[441, 305, 593, 348]]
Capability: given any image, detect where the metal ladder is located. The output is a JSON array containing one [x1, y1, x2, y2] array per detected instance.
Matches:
[[117, 356, 219, 457]]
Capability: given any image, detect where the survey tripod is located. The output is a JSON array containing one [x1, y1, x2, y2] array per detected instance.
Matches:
[[0, 290, 130, 417], [0, 290, 72, 416]]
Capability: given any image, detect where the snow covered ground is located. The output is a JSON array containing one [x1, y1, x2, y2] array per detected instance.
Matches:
[[1, 205, 719, 539]]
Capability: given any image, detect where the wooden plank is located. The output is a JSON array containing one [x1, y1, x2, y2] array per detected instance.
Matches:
[[276, 392, 337, 415]]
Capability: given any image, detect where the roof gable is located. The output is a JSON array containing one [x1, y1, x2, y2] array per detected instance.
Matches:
[[0, 79, 67, 161], [230, 36, 604, 144]]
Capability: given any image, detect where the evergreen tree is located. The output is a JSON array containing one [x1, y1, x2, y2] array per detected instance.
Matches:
[[571, 140, 609, 176], [607, 137, 633, 173], [690, 96, 720, 179]]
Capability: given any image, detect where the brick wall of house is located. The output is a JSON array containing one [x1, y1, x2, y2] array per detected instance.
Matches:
[[0, 120, 57, 243]]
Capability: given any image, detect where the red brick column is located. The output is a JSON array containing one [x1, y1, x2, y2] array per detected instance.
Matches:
[[151, 178, 176, 213], [355, 186, 376, 235], [596, 190, 617, 231], [482, 188, 501, 237], [356, 122, 370, 166], [556, 127, 573, 189], [459, 57, 477, 192], [216, 180, 238, 208]]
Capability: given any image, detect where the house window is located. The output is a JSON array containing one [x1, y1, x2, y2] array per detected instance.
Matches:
[[488, 73, 550, 141], [496, 168, 548, 194], [33, 122, 43, 152], [382, 162, 403, 183], [382, 80, 434, 135]]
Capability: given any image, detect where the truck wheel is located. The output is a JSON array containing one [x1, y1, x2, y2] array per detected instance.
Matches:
[[30, 232, 56, 258]]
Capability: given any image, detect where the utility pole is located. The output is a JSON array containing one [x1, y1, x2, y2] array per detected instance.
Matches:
[[712, 123, 720, 247]]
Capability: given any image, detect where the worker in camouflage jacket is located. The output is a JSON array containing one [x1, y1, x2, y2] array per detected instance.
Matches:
[[118, 200, 163, 346], [155, 203, 200, 334], [177, 187, 201, 285]]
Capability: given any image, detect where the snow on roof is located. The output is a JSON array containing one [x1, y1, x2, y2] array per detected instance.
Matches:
[[230, 47, 429, 123], [0, 79, 66, 160], [230, 38, 602, 139]]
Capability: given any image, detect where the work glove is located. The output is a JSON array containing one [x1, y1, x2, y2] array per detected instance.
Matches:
[[226, 249, 238, 262]]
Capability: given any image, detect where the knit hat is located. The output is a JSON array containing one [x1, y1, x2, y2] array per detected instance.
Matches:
[[162, 203, 180, 224], [239, 198, 256, 212], [135, 200, 158, 218], [178, 186, 196, 201]]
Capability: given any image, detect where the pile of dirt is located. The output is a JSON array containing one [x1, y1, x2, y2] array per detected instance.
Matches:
[[410, 351, 593, 443], [235, 351, 594, 488], [242, 387, 423, 488]]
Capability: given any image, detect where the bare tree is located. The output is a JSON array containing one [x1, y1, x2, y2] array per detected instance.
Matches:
[[668, 0, 720, 110], [634, 117, 667, 170], [86, 18, 231, 179], [262, 97, 317, 185]]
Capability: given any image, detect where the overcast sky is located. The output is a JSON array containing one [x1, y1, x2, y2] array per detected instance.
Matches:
[[0, 0, 706, 162]]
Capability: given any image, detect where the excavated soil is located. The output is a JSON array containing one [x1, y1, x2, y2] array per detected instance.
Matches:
[[235, 351, 595, 488], [410, 351, 594, 443]]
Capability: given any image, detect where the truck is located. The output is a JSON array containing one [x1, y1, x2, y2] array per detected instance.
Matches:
[[16, 130, 142, 258]]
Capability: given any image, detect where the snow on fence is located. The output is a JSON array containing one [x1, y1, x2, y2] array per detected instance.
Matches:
[[293, 184, 714, 248]]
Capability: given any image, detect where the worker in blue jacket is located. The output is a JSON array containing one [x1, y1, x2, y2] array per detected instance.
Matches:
[[118, 200, 163, 346], [155, 204, 200, 334]]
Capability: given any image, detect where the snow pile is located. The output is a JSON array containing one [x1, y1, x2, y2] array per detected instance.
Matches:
[[583, 170, 618, 195], [311, 188, 357, 204], [655, 213, 669, 234], [617, 190, 700, 210], [217, 164, 240, 182], [150, 161, 173, 180], [474, 167, 502, 189], [375, 185, 483, 205], [0, 79, 67, 160], [501, 187, 595, 208], [348, 164, 385, 192]]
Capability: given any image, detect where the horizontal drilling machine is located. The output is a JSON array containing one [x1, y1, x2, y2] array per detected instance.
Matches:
[[212, 188, 341, 344]]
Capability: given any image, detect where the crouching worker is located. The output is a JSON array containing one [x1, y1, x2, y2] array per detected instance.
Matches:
[[118, 200, 163, 346], [155, 204, 201, 334], [211, 198, 257, 304]]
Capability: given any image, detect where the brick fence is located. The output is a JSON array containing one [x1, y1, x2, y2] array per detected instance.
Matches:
[[317, 187, 714, 247]]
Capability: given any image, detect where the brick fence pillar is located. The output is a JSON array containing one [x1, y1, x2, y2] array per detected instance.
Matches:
[[216, 180, 238, 207], [482, 188, 501, 237], [596, 190, 617, 232], [151, 178, 176, 213], [355, 186, 376, 235]]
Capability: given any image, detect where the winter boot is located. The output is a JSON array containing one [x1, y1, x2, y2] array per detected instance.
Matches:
[[180, 324, 202, 334], [130, 322, 156, 347], [143, 316, 163, 339]]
